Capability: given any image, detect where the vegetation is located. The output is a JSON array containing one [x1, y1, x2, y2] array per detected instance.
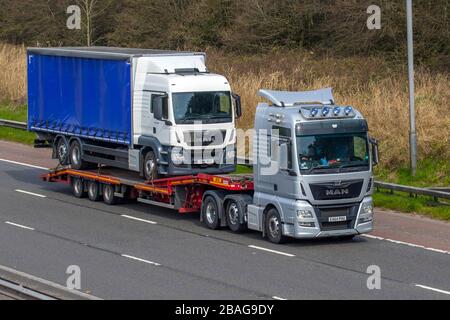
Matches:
[[0, 1, 448, 217]]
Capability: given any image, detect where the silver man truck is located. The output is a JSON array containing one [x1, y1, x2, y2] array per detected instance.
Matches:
[[43, 88, 378, 244]]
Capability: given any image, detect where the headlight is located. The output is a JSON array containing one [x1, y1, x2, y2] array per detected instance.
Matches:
[[359, 203, 373, 223], [297, 209, 313, 219], [363, 204, 373, 215], [171, 148, 185, 164]]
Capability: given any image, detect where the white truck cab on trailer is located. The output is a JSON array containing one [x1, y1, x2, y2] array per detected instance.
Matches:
[[131, 53, 239, 179]]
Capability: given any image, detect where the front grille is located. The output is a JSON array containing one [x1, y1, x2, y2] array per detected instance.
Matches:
[[313, 203, 359, 232], [309, 179, 363, 200], [183, 130, 226, 146]]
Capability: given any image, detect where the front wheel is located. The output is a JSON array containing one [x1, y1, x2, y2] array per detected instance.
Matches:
[[143, 151, 159, 181], [265, 208, 288, 244]]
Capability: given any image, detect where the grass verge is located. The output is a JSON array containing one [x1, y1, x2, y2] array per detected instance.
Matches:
[[0, 104, 35, 145]]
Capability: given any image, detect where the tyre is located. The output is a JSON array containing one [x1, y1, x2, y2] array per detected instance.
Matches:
[[265, 208, 288, 244], [102, 184, 118, 205], [226, 199, 247, 233], [202, 195, 220, 230], [72, 177, 86, 198], [69, 140, 87, 170], [143, 151, 159, 181], [87, 181, 101, 202], [56, 137, 69, 165]]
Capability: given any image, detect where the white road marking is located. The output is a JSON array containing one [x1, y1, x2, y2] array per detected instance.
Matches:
[[0, 158, 47, 170], [15, 189, 47, 198], [272, 296, 288, 300], [121, 215, 157, 225], [121, 254, 161, 266], [361, 234, 450, 255], [5, 221, 35, 231], [414, 284, 450, 296], [248, 245, 295, 257]]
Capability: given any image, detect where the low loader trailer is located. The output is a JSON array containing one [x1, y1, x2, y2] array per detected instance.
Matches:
[[41, 88, 378, 244]]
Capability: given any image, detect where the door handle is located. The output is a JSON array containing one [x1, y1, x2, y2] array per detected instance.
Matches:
[[153, 127, 156, 134], [274, 184, 278, 191]]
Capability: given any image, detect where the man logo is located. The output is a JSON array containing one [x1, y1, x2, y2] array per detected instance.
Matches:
[[326, 188, 349, 196]]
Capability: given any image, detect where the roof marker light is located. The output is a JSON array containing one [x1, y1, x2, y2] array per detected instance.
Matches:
[[310, 107, 319, 117], [322, 107, 330, 116], [333, 107, 341, 116], [344, 106, 353, 115]]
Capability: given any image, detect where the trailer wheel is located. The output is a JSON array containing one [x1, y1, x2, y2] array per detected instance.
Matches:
[[265, 208, 288, 244], [202, 195, 220, 230], [226, 199, 247, 233], [69, 140, 87, 170], [56, 138, 69, 165], [72, 177, 86, 198], [143, 151, 158, 181], [87, 181, 101, 202], [103, 184, 118, 205]]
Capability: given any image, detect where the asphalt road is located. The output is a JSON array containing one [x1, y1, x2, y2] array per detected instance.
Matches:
[[0, 159, 449, 300]]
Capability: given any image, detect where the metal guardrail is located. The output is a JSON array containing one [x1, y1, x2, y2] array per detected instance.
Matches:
[[237, 157, 449, 201], [374, 181, 450, 201], [0, 118, 27, 130], [2, 122, 448, 202]]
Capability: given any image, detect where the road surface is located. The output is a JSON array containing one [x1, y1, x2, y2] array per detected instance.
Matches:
[[0, 140, 449, 299]]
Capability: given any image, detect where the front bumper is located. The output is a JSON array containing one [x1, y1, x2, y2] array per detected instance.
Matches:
[[284, 197, 374, 239]]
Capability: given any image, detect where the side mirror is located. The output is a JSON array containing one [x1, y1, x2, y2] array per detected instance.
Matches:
[[370, 137, 379, 166], [232, 93, 242, 119]]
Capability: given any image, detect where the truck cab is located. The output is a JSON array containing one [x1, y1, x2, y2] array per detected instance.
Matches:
[[247, 88, 378, 243], [131, 54, 239, 179]]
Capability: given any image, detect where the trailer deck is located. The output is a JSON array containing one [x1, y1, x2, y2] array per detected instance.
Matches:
[[42, 167, 254, 213]]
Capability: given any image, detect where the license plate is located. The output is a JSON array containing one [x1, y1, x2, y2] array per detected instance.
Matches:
[[328, 216, 347, 222]]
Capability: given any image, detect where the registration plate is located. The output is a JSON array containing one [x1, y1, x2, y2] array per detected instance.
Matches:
[[328, 216, 347, 222]]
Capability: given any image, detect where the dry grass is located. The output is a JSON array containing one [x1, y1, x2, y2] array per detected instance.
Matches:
[[207, 49, 450, 168], [0, 44, 27, 105], [0, 44, 448, 169]]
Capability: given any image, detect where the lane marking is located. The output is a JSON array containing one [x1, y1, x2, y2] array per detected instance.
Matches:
[[414, 284, 450, 296], [272, 296, 288, 300], [248, 245, 295, 257], [15, 189, 47, 198], [121, 254, 161, 266], [0, 158, 48, 170], [361, 234, 450, 255], [5, 221, 35, 231], [121, 215, 157, 225]]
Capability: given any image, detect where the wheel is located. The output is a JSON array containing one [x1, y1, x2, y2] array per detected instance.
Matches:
[[87, 181, 101, 202], [56, 138, 69, 165], [69, 140, 87, 170], [72, 177, 86, 198], [265, 208, 288, 244], [102, 184, 118, 205], [202, 195, 220, 230], [143, 151, 159, 181], [226, 199, 247, 233]]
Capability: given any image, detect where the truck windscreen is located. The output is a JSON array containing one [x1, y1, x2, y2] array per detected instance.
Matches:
[[297, 132, 369, 174], [172, 91, 232, 124]]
